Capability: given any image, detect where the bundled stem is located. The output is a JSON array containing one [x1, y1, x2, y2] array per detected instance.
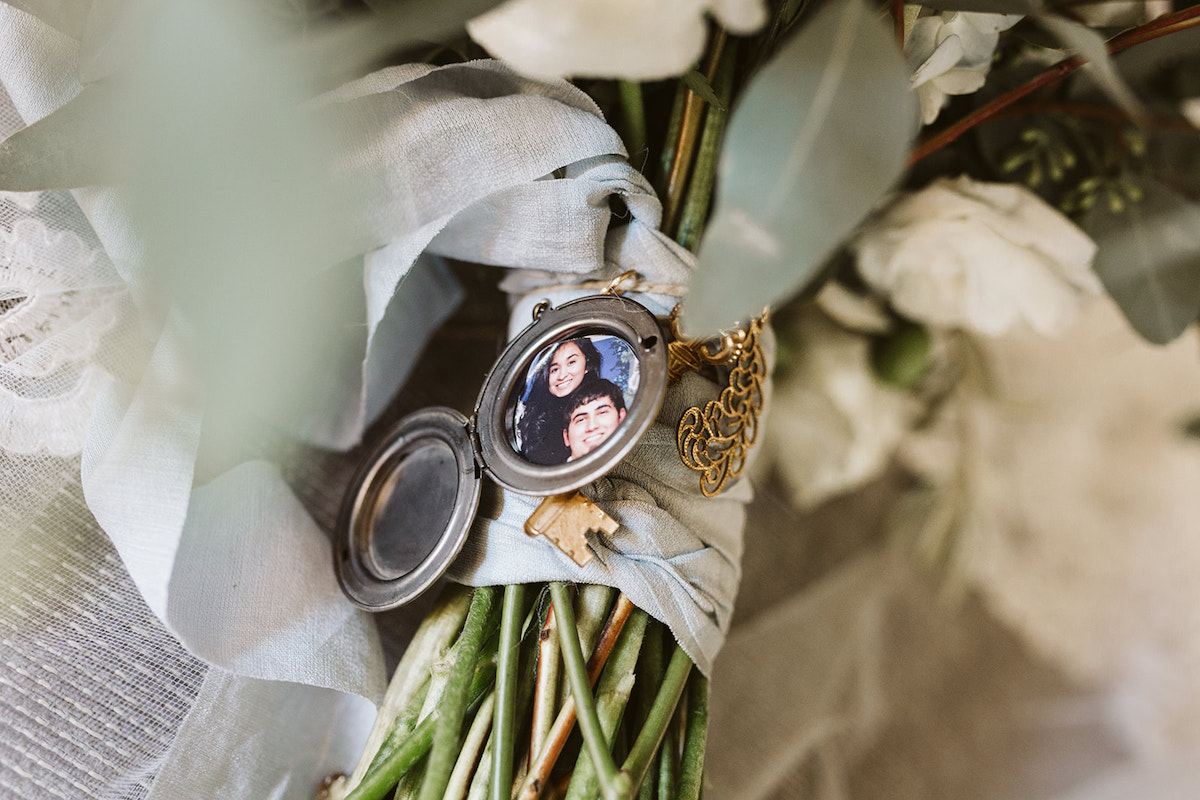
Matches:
[[491, 583, 526, 800], [418, 586, 499, 800], [517, 594, 638, 800], [622, 647, 693, 796], [563, 610, 650, 800], [662, 30, 728, 234], [675, 673, 709, 800], [675, 38, 739, 250], [549, 582, 631, 800]]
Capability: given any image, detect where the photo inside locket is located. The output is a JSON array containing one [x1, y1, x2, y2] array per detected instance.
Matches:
[[507, 332, 641, 467], [363, 439, 458, 580]]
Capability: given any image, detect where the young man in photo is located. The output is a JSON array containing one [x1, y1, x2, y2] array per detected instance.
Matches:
[[561, 376, 627, 461]]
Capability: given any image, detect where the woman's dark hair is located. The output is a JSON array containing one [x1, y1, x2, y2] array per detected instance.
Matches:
[[516, 337, 603, 465]]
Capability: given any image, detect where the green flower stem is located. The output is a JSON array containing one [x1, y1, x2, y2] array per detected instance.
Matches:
[[392, 755, 427, 800], [466, 734, 494, 800], [361, 678, 431, 778], [654, 729, 676, 800], [345, 711, 435, 800], [549, 582, 631, 800], [675, 37, 738, 252], [576, 584, 619, 657], [655, 84, 687, 200], [563, 609, 650, 800], [621, 645, 694, 797], [530, 604, 560, 765], [347, 652, 499, 800], [618, 80, 648, 165], [345, 585, 471, 792], [662, 29, 728, 237], [491, 583, 526, 800], [417, 586, 500, 800], [446, 691, 496, 800], [633, 625, 664, 800], [516, 595, 637, 800], [675, 673, 709, 800]]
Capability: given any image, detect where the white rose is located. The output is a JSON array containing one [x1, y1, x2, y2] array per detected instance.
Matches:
[[904, 298, 1200, 758], [756, 308, 916, 510], [906, 11, 1022, 125], [853, 176, 1102, 337], [467, 0, 767, 81]]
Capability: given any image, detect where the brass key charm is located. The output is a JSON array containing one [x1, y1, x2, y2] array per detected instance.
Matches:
[[524, 491, 618, 566]]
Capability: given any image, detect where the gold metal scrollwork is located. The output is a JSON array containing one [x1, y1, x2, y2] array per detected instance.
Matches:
[[672, 311, 768, 498]]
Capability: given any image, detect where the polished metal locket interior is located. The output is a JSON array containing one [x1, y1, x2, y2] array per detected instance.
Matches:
[[335, 294, 668, 610]]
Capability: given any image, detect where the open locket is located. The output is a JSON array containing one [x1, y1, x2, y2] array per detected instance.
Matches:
[[335, 293, 668, 611]]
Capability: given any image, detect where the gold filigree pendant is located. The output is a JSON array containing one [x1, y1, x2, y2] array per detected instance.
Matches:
[[671, 311, 768, 497]]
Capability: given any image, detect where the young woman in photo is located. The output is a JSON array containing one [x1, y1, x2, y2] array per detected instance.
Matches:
[[516, 337, 603, 465]]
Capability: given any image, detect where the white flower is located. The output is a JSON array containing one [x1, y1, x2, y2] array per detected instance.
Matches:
[[1072, 0, 1171, 27], [757, 307, 916, 510], [904, 298, 1200, 757], [1182, 97, 1200, 130], [466, 0, 767, 81], [906, 11, 1022, 125], [853, 176, 1102, 337]]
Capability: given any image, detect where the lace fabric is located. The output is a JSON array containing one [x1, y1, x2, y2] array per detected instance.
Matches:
[[0, 192, 128, 456]]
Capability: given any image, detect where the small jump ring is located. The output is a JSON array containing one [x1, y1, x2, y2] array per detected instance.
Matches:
[[602, 270, 640, 296]]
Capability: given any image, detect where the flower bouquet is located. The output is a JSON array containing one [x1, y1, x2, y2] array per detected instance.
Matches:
[[2, 0, 1200, 797]]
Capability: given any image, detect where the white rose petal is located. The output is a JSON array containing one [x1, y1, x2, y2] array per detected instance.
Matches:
[[758, 310, 916, 509], [905, 10, 1020, 124], [1180, 97, 1200, 130], [906, 299, 1200, 757], [853, 176, 1101, 337], [467, 0, 768, 81]]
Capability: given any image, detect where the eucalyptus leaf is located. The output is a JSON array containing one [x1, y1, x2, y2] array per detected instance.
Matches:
[[119, 0, 367, 457], [1035, 13, 1144, 121], [78, 0, 164, 84], [1083, 180, 1200, 345], [0, 86, 115, 190], [682, 69, 725, 111], [681, 0, 917, 335]]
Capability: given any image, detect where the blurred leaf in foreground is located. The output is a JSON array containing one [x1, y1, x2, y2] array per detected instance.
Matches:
[[0, 86, 115, 190], [682, 0, 917, 336], [1083, 179, 1200, 345], [117, 0, 368, 458]]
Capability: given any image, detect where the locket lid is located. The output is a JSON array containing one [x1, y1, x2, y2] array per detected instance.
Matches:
[[335, 406, 479, 611]]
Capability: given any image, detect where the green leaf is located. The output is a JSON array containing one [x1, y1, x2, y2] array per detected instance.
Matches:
[[682, 69, 725, 111], [1035, 13, 1144, 121], [78, 0, 163, 84], [1083, 180, 1200, 345], [871, 320, 932, 389], [0, 86, 115, 190], [681, 0, 917, 335]]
